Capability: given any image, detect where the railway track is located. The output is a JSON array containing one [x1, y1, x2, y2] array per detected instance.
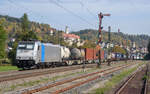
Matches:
[[21, 63, 134, 94], [0, 61, 129, 83], [115, 64, 149, 94], [0, 64, 98, 82], [0, 60, 133, 77]]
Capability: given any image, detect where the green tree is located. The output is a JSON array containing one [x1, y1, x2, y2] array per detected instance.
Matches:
[[80, 40, 96, 48], [21, 13, 29, 33], [20, 13, 37, 41], [60, 38, 69, 47], [0, 23, 7, 59], [72, 42, 78, 48], [112, 46, 126, 54]]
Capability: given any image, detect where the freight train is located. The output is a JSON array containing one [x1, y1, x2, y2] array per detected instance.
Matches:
[[16, 41, 105, 69]]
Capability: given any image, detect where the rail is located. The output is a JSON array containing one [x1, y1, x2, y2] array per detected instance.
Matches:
[[22, 63, 133, 94]]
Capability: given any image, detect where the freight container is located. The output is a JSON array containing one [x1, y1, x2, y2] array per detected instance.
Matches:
[[100, 50, 104, 60], [86, 48, 94, 60], [85, 46, 104, 62]]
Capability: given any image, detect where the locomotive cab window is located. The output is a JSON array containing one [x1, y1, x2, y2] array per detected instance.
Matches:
[[18, 42, 35, 50], [26, 44, 34, 50], [18, 44, 26, 49]]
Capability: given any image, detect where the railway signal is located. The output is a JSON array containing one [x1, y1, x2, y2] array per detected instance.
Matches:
[[98, 12, 111, 44], [97, 12, 110, 67]]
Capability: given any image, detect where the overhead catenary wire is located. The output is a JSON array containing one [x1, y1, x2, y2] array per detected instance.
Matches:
[[4, 0, 97, 30], [79, 0, 97, 19], [79, 0, 99, 26], [48, 0, 96, 27], [6, 0, 64, 30], [6, 0, 47, 23], [6, 0, 73, 30]]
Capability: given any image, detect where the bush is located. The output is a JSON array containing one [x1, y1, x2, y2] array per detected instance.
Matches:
[[8, 42, 18, 65], [144, 54, 150, 60]]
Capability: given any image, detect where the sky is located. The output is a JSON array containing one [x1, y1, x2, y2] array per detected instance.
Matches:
[[0, 0, 150, 35]]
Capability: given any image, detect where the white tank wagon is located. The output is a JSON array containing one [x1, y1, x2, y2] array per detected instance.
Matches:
[[61, 46, 71, 60], [16, 41, 71, 69], [69, 48, 85, 65]]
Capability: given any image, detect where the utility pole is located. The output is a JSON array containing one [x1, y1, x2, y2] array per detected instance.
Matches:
[[108, 26, 111, 66], [97, 12, 110, 68], [125, 39, 128, 63], [108, 26, 111, 42]]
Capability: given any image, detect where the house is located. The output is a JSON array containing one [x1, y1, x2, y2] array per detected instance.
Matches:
[[63, 26, 84, 47], [63, 33, 80, 46]]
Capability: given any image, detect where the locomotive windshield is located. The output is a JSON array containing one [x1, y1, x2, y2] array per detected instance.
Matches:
[[18, 42, 35, 50]]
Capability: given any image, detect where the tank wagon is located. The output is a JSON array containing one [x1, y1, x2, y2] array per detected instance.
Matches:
[[16, 41, 104, 69]]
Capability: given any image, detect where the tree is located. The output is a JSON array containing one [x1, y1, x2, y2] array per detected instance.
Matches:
[[72, 42, 78, 48], [60, 38, 69, 47], [112, 46, 126, 54], [21, 13, 29, 33], [20, 13, 37, 41], [80, 40, 96, 48], [0, 23, 7, 59], [148, 40, 150, 54]]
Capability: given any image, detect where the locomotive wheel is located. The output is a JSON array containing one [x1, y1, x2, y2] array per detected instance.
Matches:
[[46, 64, 50, 68], [51, 62, 56, 68], [65, 62, 68, 66], [36, 64, 40, 69]]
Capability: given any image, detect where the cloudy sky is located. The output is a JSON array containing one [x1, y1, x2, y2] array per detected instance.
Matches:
[[0, 0, 150, 35]]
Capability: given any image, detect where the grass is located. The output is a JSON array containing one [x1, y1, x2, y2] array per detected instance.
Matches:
[[93, 62, 145, 94], [0, 66, 19, 72], [142, 75, 148, 80]]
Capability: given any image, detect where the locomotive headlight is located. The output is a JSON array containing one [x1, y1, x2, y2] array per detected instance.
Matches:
[[16, 57, 20, 59], [29, 57, 33, 60]]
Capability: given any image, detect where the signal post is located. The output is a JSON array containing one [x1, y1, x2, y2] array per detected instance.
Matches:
[[97, 12, 110, 68]]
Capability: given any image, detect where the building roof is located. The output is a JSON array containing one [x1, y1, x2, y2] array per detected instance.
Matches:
[[63, 34, 80, 39]]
